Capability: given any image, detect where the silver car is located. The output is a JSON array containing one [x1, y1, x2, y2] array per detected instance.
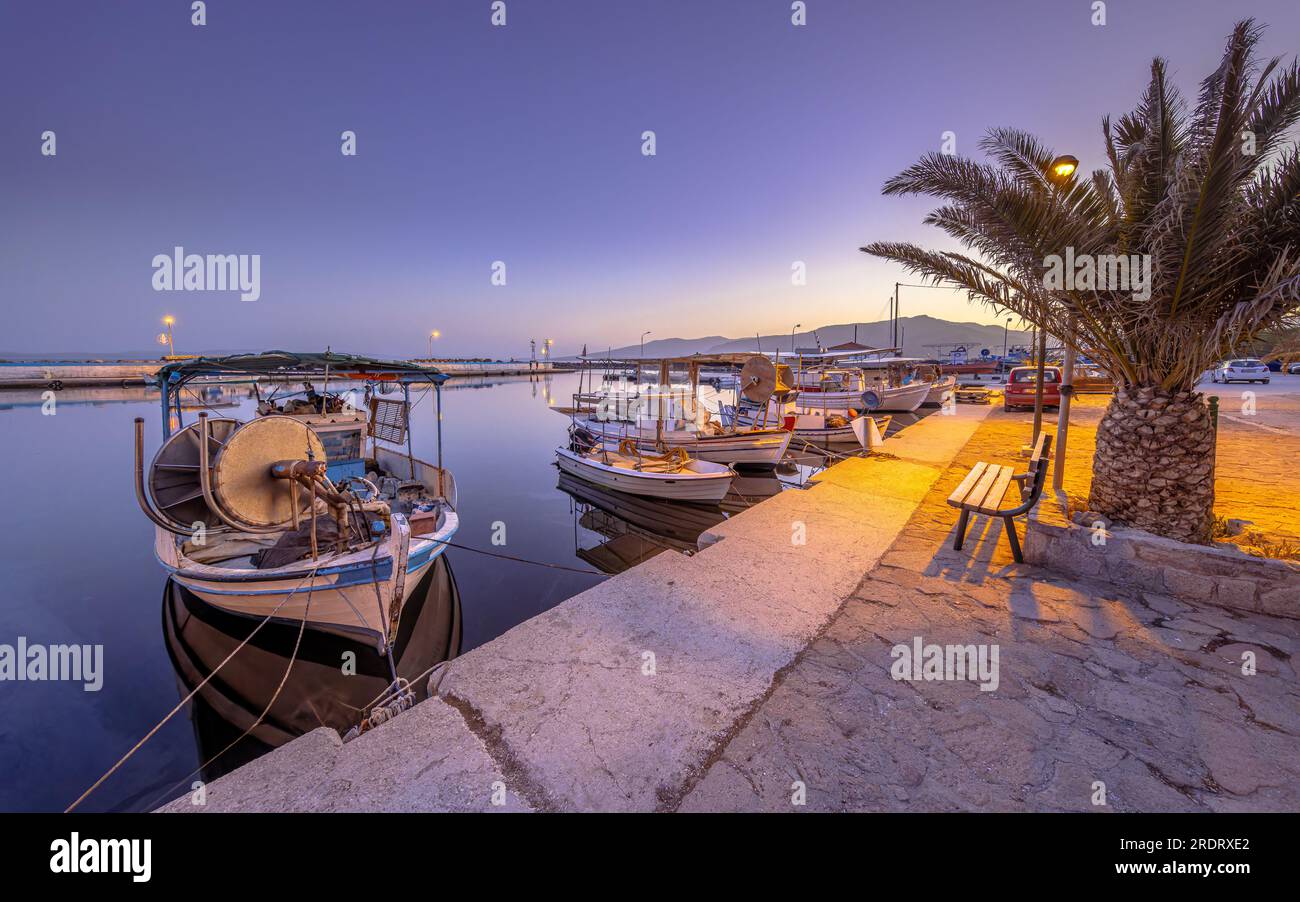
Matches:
[[1211, 358, 1271, 384]]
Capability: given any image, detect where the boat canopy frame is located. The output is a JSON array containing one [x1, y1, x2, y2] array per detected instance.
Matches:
[[155, 350, 449, 440], [154, 351, 450, 497]]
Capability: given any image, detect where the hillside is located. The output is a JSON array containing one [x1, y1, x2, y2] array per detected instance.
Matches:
[[577, 316, 1031, 360]]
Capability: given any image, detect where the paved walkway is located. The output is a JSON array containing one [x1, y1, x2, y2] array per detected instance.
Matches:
[[681, 415, 1300, 811]]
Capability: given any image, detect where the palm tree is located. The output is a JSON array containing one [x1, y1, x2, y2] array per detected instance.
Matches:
[[863, 20, 1300, 544], [1258, 325, 1300, 368]]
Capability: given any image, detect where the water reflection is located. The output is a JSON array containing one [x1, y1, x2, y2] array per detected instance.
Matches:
[[557, 468, 783, 574], [158, 555, 461, 789]]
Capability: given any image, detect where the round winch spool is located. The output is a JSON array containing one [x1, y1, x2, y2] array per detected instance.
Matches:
[[212, 415, 327, 529], [739, 355, 778, 403], [149, 418, 240, 528]]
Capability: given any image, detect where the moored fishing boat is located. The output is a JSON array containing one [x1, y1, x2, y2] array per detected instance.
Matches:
[[925, 373, 958, 406], [134, 352, 459, 659], [555, 443, 736, 502], [570, 417, 792, 465], [566, 352, 795, 466]]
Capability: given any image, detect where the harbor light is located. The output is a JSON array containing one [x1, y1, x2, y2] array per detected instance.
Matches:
[[161, 316, 176, 357], [1048, 155, 1078, 180], [428, 329, 441, 359]]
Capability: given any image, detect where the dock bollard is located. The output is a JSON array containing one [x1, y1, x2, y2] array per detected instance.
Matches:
[[1208, 395, 1219, 431]]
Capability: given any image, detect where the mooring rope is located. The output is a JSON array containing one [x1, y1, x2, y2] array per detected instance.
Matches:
[[441, 539, 604, 576], [64, 564, 323, 813], [139, 577, 319, 813]]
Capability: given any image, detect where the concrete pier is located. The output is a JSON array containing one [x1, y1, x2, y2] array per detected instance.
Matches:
[[160, 405, 993, 813]]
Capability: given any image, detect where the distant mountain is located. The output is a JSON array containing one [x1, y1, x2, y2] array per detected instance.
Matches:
[[576, 336, 731, 360], [572, 316, 1031, 360]]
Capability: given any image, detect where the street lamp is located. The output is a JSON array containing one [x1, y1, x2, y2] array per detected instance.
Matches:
[[791, 323, 801, 354], [161, 316, 176, 357], [1002, 317, 1011, 362], [640, 331, 651, 358], [1034, 154, 1079, 445], [1048, 155, 1078, 181], [428, 329, 441, 359]]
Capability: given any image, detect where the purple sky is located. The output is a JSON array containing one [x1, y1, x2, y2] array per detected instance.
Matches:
[[3, 0, 1298, 358]]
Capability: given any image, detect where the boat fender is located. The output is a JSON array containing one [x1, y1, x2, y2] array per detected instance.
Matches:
[[859, 390, 881, 411]]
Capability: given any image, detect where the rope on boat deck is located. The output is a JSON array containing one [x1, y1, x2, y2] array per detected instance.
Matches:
[[65, 564, 323, 813]]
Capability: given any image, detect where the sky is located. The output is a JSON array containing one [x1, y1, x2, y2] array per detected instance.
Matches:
[[2, 0, 1298, 359]]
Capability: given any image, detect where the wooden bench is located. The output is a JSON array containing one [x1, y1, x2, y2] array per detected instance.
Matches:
[[946, 432, 1052, 563]]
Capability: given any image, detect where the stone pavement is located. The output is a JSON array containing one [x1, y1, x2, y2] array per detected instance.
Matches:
[[680, 413, 1300, 812]]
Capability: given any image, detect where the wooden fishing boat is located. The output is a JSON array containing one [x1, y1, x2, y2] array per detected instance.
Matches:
[[566, 352, 795, 466], [788, 412, 891, 447], [785, 362, 930, 413], [135, 352, 459, 656], [924, 373, 958, 406], [555, 445, 736, 502], [570, 416, 792, 465]]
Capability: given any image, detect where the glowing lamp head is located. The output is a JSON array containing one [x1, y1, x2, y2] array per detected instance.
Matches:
[[1049, 155, 1079, 180], [162, 315, 175, 326]]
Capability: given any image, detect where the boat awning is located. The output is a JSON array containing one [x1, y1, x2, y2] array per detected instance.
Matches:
[[155, 351, 448, 386]]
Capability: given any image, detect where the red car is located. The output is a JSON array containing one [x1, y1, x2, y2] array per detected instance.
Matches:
[[1004, 366, 1062, 411]]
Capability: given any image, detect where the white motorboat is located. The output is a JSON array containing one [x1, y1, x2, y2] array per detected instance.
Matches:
[[555, 446, 736, 502], [571, 416, 792, 465]]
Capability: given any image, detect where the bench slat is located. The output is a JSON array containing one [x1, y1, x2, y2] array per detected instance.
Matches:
[[946, 461, 989, 508], [963, 464, 1005, 512], [973, 465, 1015, 514], [1027, 431, 1050, 469]]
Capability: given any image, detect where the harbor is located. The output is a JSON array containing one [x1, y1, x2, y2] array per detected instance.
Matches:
[[151, 384, 1300, 812], [6, 1, 1300, 887]]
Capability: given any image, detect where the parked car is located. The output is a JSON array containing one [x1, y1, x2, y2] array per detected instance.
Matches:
[[1288, 362, 1300, 375], [1004, 365, 1062, 411], [1211, 359, 1271, 383]]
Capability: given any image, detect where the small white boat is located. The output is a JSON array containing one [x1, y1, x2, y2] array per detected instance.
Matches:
[[555, 446, 736, 502], [572, 416, 792, 465], [787, 412, 891, 447], [924, 374, 957, 406], [785, 363, 931, 413]]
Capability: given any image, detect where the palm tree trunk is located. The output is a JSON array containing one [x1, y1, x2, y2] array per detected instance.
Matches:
[[1088, 385, 1216, 544]]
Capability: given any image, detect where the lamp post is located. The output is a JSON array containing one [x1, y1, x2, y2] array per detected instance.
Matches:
[[790, 323, 801, 354], [1002, 317, 1011, 362], [428, 329, 441, 359], [162, 316, 176, 357], [1043, 154, 1079, 457], [640, 331, 651, 358]]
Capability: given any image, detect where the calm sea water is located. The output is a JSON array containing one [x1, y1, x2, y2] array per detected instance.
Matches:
[[0, 371, 923, 811]]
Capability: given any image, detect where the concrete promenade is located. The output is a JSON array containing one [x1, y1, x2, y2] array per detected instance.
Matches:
[[160, 404, 994, 812], [682, 404, 1300, 812]]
